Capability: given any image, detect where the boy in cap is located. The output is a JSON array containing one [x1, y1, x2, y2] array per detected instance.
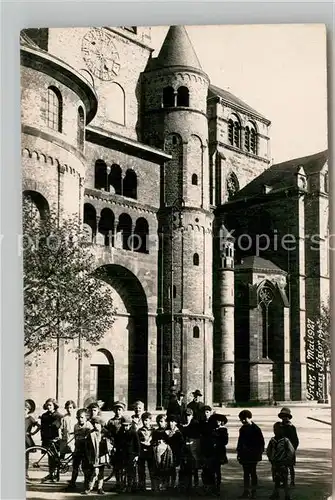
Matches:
[[237, 409, 265, 499], [166, 414, 184, 489], [277, 407, 299, 487], [115, 415, 140, 493], [267, 422, 295, 500], [199, 405, 215, 491], [105, 401, 126, 490], [187, 390, 204, 422]]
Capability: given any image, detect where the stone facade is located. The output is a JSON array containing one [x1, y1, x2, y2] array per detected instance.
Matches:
[[21, 26, 329, 412]]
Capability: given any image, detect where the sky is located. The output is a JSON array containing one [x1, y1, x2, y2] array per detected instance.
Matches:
[[149, 24, 328, 164]]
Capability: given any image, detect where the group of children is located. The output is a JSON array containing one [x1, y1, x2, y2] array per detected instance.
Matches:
[[25, 391, 299, 499]]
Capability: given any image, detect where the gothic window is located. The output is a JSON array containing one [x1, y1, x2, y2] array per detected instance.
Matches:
[[258, 284, 274, 359], [193, 253, 200, 266], [163, 87, 175, 108], [94, 160, 108, 190], [77, 106, 85, 149], [226, 172, 239, 200], [228, 114, 241, 148], [177, 86, 189, 107], [108, 164, 122, 195], [192, 173, 198, 186], [123, 169, 137, 199], [47, 86, 63, 132], [193, 326, 200, 338]]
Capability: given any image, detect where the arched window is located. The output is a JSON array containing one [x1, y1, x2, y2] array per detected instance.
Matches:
[[117, 213, 132, 250], [228, 115, 241, 148], [77, 106, 85, 149], [123, 169, 137, 199], [98, 208, 115, 247], [324, 172, 329, 193], [193, 326, 200, 339], [192, 173, 198, 186], [84, 203, 97, 241], [226, 172, 239, 200], [163, 87, 175, 108], [109, 83, 125, 125], [193, 253, 200, 266], [133, 217, 149, 253], [108, 164, 122, 195], [47, 86, 63, 132], [173, 285, 177, 299], [177, 86, 189, 107], [94, 160, 108, 190], [23, 190, 50, 222]]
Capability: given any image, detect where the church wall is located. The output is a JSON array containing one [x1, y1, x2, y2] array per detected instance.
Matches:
[[47, 27, 152, 140]]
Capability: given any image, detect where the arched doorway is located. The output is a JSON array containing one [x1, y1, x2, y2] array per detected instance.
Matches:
[[96, 264, 149, 407], [90, 349, 114, 410]]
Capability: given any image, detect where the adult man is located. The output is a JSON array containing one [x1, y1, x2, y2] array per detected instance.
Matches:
[[187, 390, 204, 421], [167, 390, 187, 423]]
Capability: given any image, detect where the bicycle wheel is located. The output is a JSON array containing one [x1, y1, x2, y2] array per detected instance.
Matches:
[[25, 446, 51, 482]]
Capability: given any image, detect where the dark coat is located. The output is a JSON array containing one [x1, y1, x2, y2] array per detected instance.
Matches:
[[187, 400, 205, 421], [25, 415, 38, 448], [279, 422, 299, 450], [212, 427, 229, 464], [237, 422, 265, 464], [167, 397, 187, 422], [199, 417, 216, 458], [40, 410, 62, 445], [114, 427, 140, 466], [166, 428, 184, 467]]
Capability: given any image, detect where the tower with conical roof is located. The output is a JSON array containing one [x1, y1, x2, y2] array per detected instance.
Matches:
[[141, 26, 214, 404]]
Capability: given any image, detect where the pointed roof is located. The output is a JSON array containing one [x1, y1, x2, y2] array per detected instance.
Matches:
[[209, 84, 270, 123], [155, 25, 203, 71]]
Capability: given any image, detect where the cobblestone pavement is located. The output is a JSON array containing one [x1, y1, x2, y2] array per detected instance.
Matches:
[[26, 405, 332, 500]]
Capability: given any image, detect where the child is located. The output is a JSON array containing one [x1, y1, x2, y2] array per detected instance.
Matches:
[[105, 401, 126, 490], [25, 400, 40, 480], [152, 413, 167, 441], [166, 414, 184, 489], [60, 400, 77, 457], [199, 405, 215, 491], [114, 415, 140, 493], [66, 409, 94, 493], [267, 422, 295, 500], [137, 411, 154, 491], [131, 400, 145, 431], [86, 402, 109, 495], [152, 430, 174, 492], [40, 398, 62, 482], [209, 414, 229, 496], [277, 407, 299, 487], [179, 408, 201, 491], [237, 409, 265, 499]]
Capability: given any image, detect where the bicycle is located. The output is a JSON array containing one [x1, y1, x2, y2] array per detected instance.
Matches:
[[26, 438, 74, 483]]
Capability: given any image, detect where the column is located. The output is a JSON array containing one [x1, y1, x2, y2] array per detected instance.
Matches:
[[147, 313, 158, 410]]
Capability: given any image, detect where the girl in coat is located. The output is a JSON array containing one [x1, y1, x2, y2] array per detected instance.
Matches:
[[237, 410, 265, 499], [40, 398, 62, 482]]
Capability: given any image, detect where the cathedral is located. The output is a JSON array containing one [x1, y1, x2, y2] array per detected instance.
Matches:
[[21, 25, 329, 411]]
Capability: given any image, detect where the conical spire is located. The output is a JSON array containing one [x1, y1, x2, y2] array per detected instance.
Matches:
[[156, 25, 202, 70]]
